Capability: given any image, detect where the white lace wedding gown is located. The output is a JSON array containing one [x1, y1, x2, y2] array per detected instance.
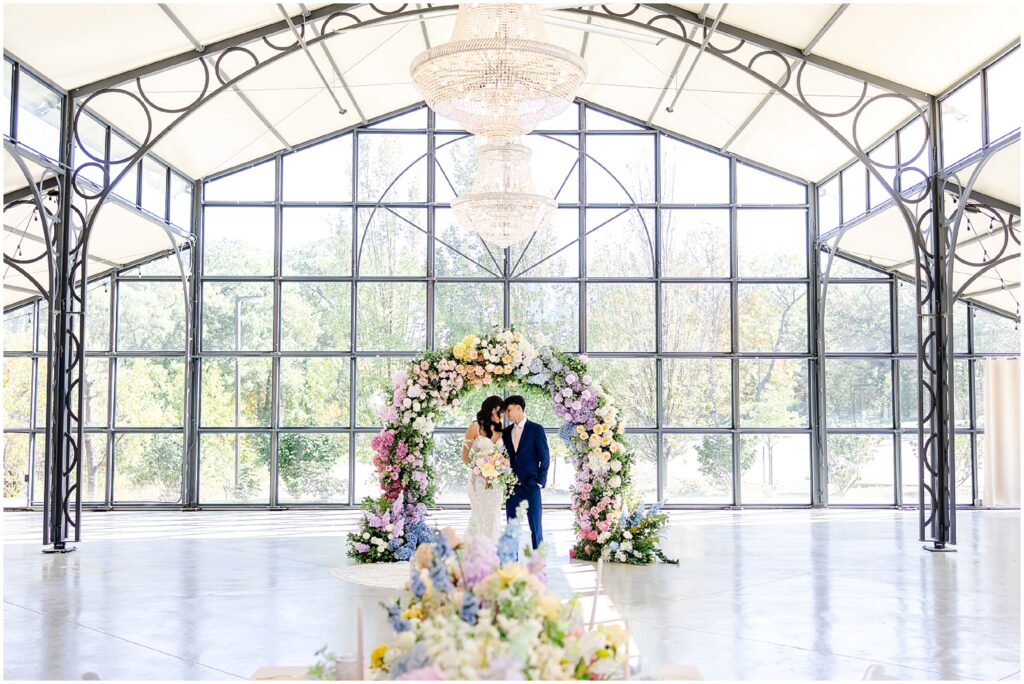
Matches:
[[466, 435, 505, 540]]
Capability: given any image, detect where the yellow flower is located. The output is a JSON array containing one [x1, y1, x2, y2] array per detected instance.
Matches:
[[601, 436, 611, 446], [370, 644, 388, 670], [502, 354, 512, 364], [496, 564, 529, 587], [602, 624, 628, 647], [538, 592, 563, 620], [503, 365, 513, 374], [453, 343, 466, 360], [579, 432, 589, 442], [576, 425, 586, 434], [609, 442, 620, 454], [494, 366, 504, 375], [402, 605, 423, 620], [593, 424, 604, 435]]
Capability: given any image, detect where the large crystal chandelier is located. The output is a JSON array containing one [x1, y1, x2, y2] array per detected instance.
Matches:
[[451, 141, 556, 248], [410, 4, 587, 141]]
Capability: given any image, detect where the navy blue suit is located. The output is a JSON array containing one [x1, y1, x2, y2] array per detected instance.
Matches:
[[502, 420, 549, 549]]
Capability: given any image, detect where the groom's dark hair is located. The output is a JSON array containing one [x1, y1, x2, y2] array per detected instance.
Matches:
[[503, 395, 526, 411]]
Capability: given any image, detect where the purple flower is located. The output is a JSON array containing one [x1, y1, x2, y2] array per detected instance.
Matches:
[[354, 542, 369, 553]]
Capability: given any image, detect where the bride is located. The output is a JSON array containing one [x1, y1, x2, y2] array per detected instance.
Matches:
[[461, 395, 506, 540]]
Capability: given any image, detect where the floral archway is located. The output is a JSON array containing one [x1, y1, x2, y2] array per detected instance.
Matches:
[[347, 328, 673, 564]]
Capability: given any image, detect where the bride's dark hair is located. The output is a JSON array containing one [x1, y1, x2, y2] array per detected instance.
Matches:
[[476, 395, 504, 438]]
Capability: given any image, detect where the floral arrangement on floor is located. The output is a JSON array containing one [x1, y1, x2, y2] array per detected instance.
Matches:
[[347, 494, 433, 563], [328, 515, 627, 680], [598, 502, 677, 565], [350, 326, 674, 565]]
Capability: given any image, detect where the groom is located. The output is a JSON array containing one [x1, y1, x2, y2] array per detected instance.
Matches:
[[501, 395, 549, 549]]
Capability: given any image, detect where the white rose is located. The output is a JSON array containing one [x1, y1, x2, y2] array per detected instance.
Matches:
[[623, 530, 632, 539], [634, 550, 642, 557], [412, 400, 421, 412], [402, 397, 412, 408], [362, 532, 369, 539], [597, 532, 610, 543], [371, 537, 383, 545], [620, 541, 632, 552], [608, 475, 622, 488], [385, 524, 394, 532], [407, 384, 422, 399], [610, 460, 622, 472], [615, 551, 627, 562]]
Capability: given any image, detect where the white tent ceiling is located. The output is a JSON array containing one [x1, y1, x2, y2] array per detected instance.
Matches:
[[3, 2, 1020, 313]]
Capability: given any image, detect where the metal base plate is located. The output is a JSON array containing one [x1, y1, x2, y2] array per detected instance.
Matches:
[[42, 545, 77, 554], [923, 544, 957, 553]]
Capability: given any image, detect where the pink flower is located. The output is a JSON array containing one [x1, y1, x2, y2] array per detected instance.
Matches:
[[597, 521, 609, 532], [397, 665, 445, 680], [587, 530, 599, 541]]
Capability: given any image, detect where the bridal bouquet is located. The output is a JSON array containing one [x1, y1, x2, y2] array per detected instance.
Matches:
[[343, 516, 627, 680], [471, 444, 512, 491]]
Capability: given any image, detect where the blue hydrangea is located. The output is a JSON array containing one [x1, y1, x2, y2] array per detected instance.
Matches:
[[394, 542, 415, 561], [496, 515, 522, 566], [529, 357, 545, 373], [386, 603, 411, 633], [388, 642, 431, 679], [411, 571, 429, 599], [558, 422, 576, 444], [387, 538, 402, 552], [528, 372, 550, 386], [431, 530, 452, 559], [428, 558, 454, 593], [609, 541, 620, 552], [460, 591, 480, 625]]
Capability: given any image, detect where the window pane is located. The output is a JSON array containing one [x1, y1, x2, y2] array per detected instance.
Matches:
[[586, 283, 654, 352], [35, 362, 46, 426], [841, 162, 866, 223], [987, 48, 1022, 141], [624, 432, 658, 503], [3, 358, 33, 428], [354, 433, 383, 500], [280, 357, 350, 427], [356, 282, 426, 351], [80, 433, 108, 503], [901, 358, 971, 430], [973, 308, 1019, 353], [86, 279, 111, 351], [827, 434, 893, 504], [203, 160, 274, 202], [817, 177, 840, 234], [953, 301, 969, 353], [357, 133, 427, 203], [356, 356, 413, 426], [200, 357, 273, 427], [586, 134, 655, 204], [661, 209, 729, 277], [736, 164, 805, 205], [281, 282, 351, 351], [736, 209, 807, 277], [543, 435, 577, 504], [661, 136, 729, 204], [357, 207, 426, 277], [898, 360, 921, 428], [113, 432, 182, 502], [4, 307, 34, 350], [898, 117, 928, 174], [434, 281, 504, 348], [201, 282, 273, 351], [117, 281, 185, 351], [586, 106, 640, 130], [829, 255, 885, 279], [824, 283, 891, 353], [110, 135, 138, 204], [663, 358, 731, 427], [283, 135, 353, 201], [434, 133, 476, 204], [434, 207, 503, 278], [825, 359, 893, 428], [141, 158, 167, 218], [737, 283, 808, 352], [16, 72, 61, 160], [203, 207, 275, 275], [3, 433, 30, 507], [431, 432, 469, 505], [941, 76, 983, 167], [585, 358, 656, 427], [509, 283, 578, 351], [510, 208, 579, 278], [198, 433, 270, 504], [662, 283, 730, 352], [2, 61, 11, 138], [370, 107, 427, 129], [115, 358, 184, 427], [84, 358, 108, 428], [739, 359, 809, 427], [170, 173, 192, 231], [897, 279, 919, 352], [665, 434, 733, 504], [524, 134, 579, 204], [975, 361, 986, 429], [586, 209, 654, 277], [282, 207, 352, 276], [137, 253, 189, 276], [740, 434, 810, 504], [278, 433, 350, 504]]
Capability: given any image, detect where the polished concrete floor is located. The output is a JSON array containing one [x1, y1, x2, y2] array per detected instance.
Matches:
[[3, 508, 1020, 681]]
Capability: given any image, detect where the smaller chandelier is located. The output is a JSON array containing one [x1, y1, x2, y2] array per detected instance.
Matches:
[[410, 4, 587, 141], [451, 141, 556, 248]]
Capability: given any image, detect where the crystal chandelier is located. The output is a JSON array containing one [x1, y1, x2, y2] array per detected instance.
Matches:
[[410, 4, 587, 140], [451, 141, 556, 248]]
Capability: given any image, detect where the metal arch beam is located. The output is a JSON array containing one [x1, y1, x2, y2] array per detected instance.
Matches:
[[71, 3, 360, 98], [640, 4, 930, 101], [158, 4, 293, 151], [721, 4, 849, 152]]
